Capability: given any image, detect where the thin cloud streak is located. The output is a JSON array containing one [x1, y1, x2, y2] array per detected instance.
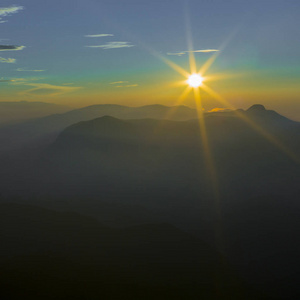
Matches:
[[85, 34, 114, 38], [167, 52, 186, 56], [208, 107, 232, 113], [110, 81, 129, 84], [86, 42, 134, 49], [167, 49, 219, 56], [19, 83, 82, 97], [16, 68, 45, 72], [0, 79, 13, 82], [8, 77, 45, 84], [0, 45, 25, 51], [115, 84, 138, 88], [110, 81, 138, 88], [0, 57, 16, 63], [187, 49, 219, 53], [0, 6, 23, 23]]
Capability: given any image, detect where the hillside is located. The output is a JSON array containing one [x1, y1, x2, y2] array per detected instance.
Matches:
[[0, 202, 248, 300]]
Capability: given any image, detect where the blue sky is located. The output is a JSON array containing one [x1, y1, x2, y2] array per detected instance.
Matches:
[[1, 0, 300, 119]]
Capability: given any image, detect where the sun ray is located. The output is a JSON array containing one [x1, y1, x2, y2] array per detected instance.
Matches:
[[198, 51, 221, 76], [185, 8, 197, 74], [198, 27, 239, 76], [160, 85, 192, 120], [159, 55, 190, 78], [201, 84, 300, 163], [193, 88, 220, 201], [175, 85, 192, 106], [204, 72, 247, 82], [193, 87, 224, 262]]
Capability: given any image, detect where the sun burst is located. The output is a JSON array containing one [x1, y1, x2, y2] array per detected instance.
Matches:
[[187, 74, 204, 87]]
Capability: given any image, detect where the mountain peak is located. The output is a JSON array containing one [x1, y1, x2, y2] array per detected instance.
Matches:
[[247, 104, 266, 112]]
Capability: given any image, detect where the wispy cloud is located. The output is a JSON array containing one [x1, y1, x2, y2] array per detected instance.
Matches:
[[110, 81, 138, 88], [7, 77, 45, 84], [0, 77, 42, 83], [19, 83, 82, 97], [0, 5, 23, 23], [167, 49, 219, 56], [16, 68, 45, 72], [86, 41, 134, 50], [0, 45, 25, 51], [186, 49, 219, 53], [115, 84, 138, 88], [0, 57, 16, 63], [110, 81, 129, 85], [0, 79, 13, 82], [85, 34, 114, 38], [167, 52, 186, 56], [208, 107, 232, 113]]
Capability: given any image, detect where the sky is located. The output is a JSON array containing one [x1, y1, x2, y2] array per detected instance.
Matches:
[[1, 0, 300, 120]]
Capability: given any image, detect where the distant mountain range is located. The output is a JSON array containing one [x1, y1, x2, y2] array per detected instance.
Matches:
[[0, 101, 71, 127], [0, 103, 297, 154], [0, 104, 197, 154]]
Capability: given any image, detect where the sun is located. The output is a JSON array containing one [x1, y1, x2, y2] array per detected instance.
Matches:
[[187, 74, 204, 88]]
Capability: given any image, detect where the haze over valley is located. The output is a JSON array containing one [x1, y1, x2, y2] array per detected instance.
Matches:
[[1, 0, 300, 298]]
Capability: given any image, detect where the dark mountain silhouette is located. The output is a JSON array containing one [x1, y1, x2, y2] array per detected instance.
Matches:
[[0, 103, 296, 155], [0, 104, 299, 298], [247, 104, 266, 112], [245, 104, 295, 128], [0, 104, 197, 154], [0, 202, 251, 300], [0, 101, 71, 127]]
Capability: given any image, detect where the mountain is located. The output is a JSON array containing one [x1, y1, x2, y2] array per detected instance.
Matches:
[[0, 202, 249, 300], [0, 104, 197, 154], [0, 101, 71, 127], [0, 103, 297, 155], [0, 105, 299, 298], [44, 109, 299, 298]]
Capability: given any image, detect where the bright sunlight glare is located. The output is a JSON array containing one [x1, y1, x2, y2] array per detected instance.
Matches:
[[187, 74, 204, 87]]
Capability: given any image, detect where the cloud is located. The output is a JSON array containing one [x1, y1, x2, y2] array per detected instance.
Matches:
[[85, 34, 114, 38], [186, 49, 219, 53], [0, 57, 16, 63], [208, 107, 232, 113], [0, 79, 13, 82], [16, 68, 45, 72], [0, 45, 25, 51], [167, 52, 186, 56], [5, 77, 44, 84], [109, 81, 138, 88], [167, 49, 219, 56], [19, 83, 82, 97], [86, 41, 134, 49], [115, 84, 138, 88], [0, 5, 23, 22], [110, 81, 129, 85]]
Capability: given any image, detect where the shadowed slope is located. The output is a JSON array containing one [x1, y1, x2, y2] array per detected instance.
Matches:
[[0, 203, 249, 300]]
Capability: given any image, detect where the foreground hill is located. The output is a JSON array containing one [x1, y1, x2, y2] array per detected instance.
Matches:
[[0, 203, 249, 300]]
